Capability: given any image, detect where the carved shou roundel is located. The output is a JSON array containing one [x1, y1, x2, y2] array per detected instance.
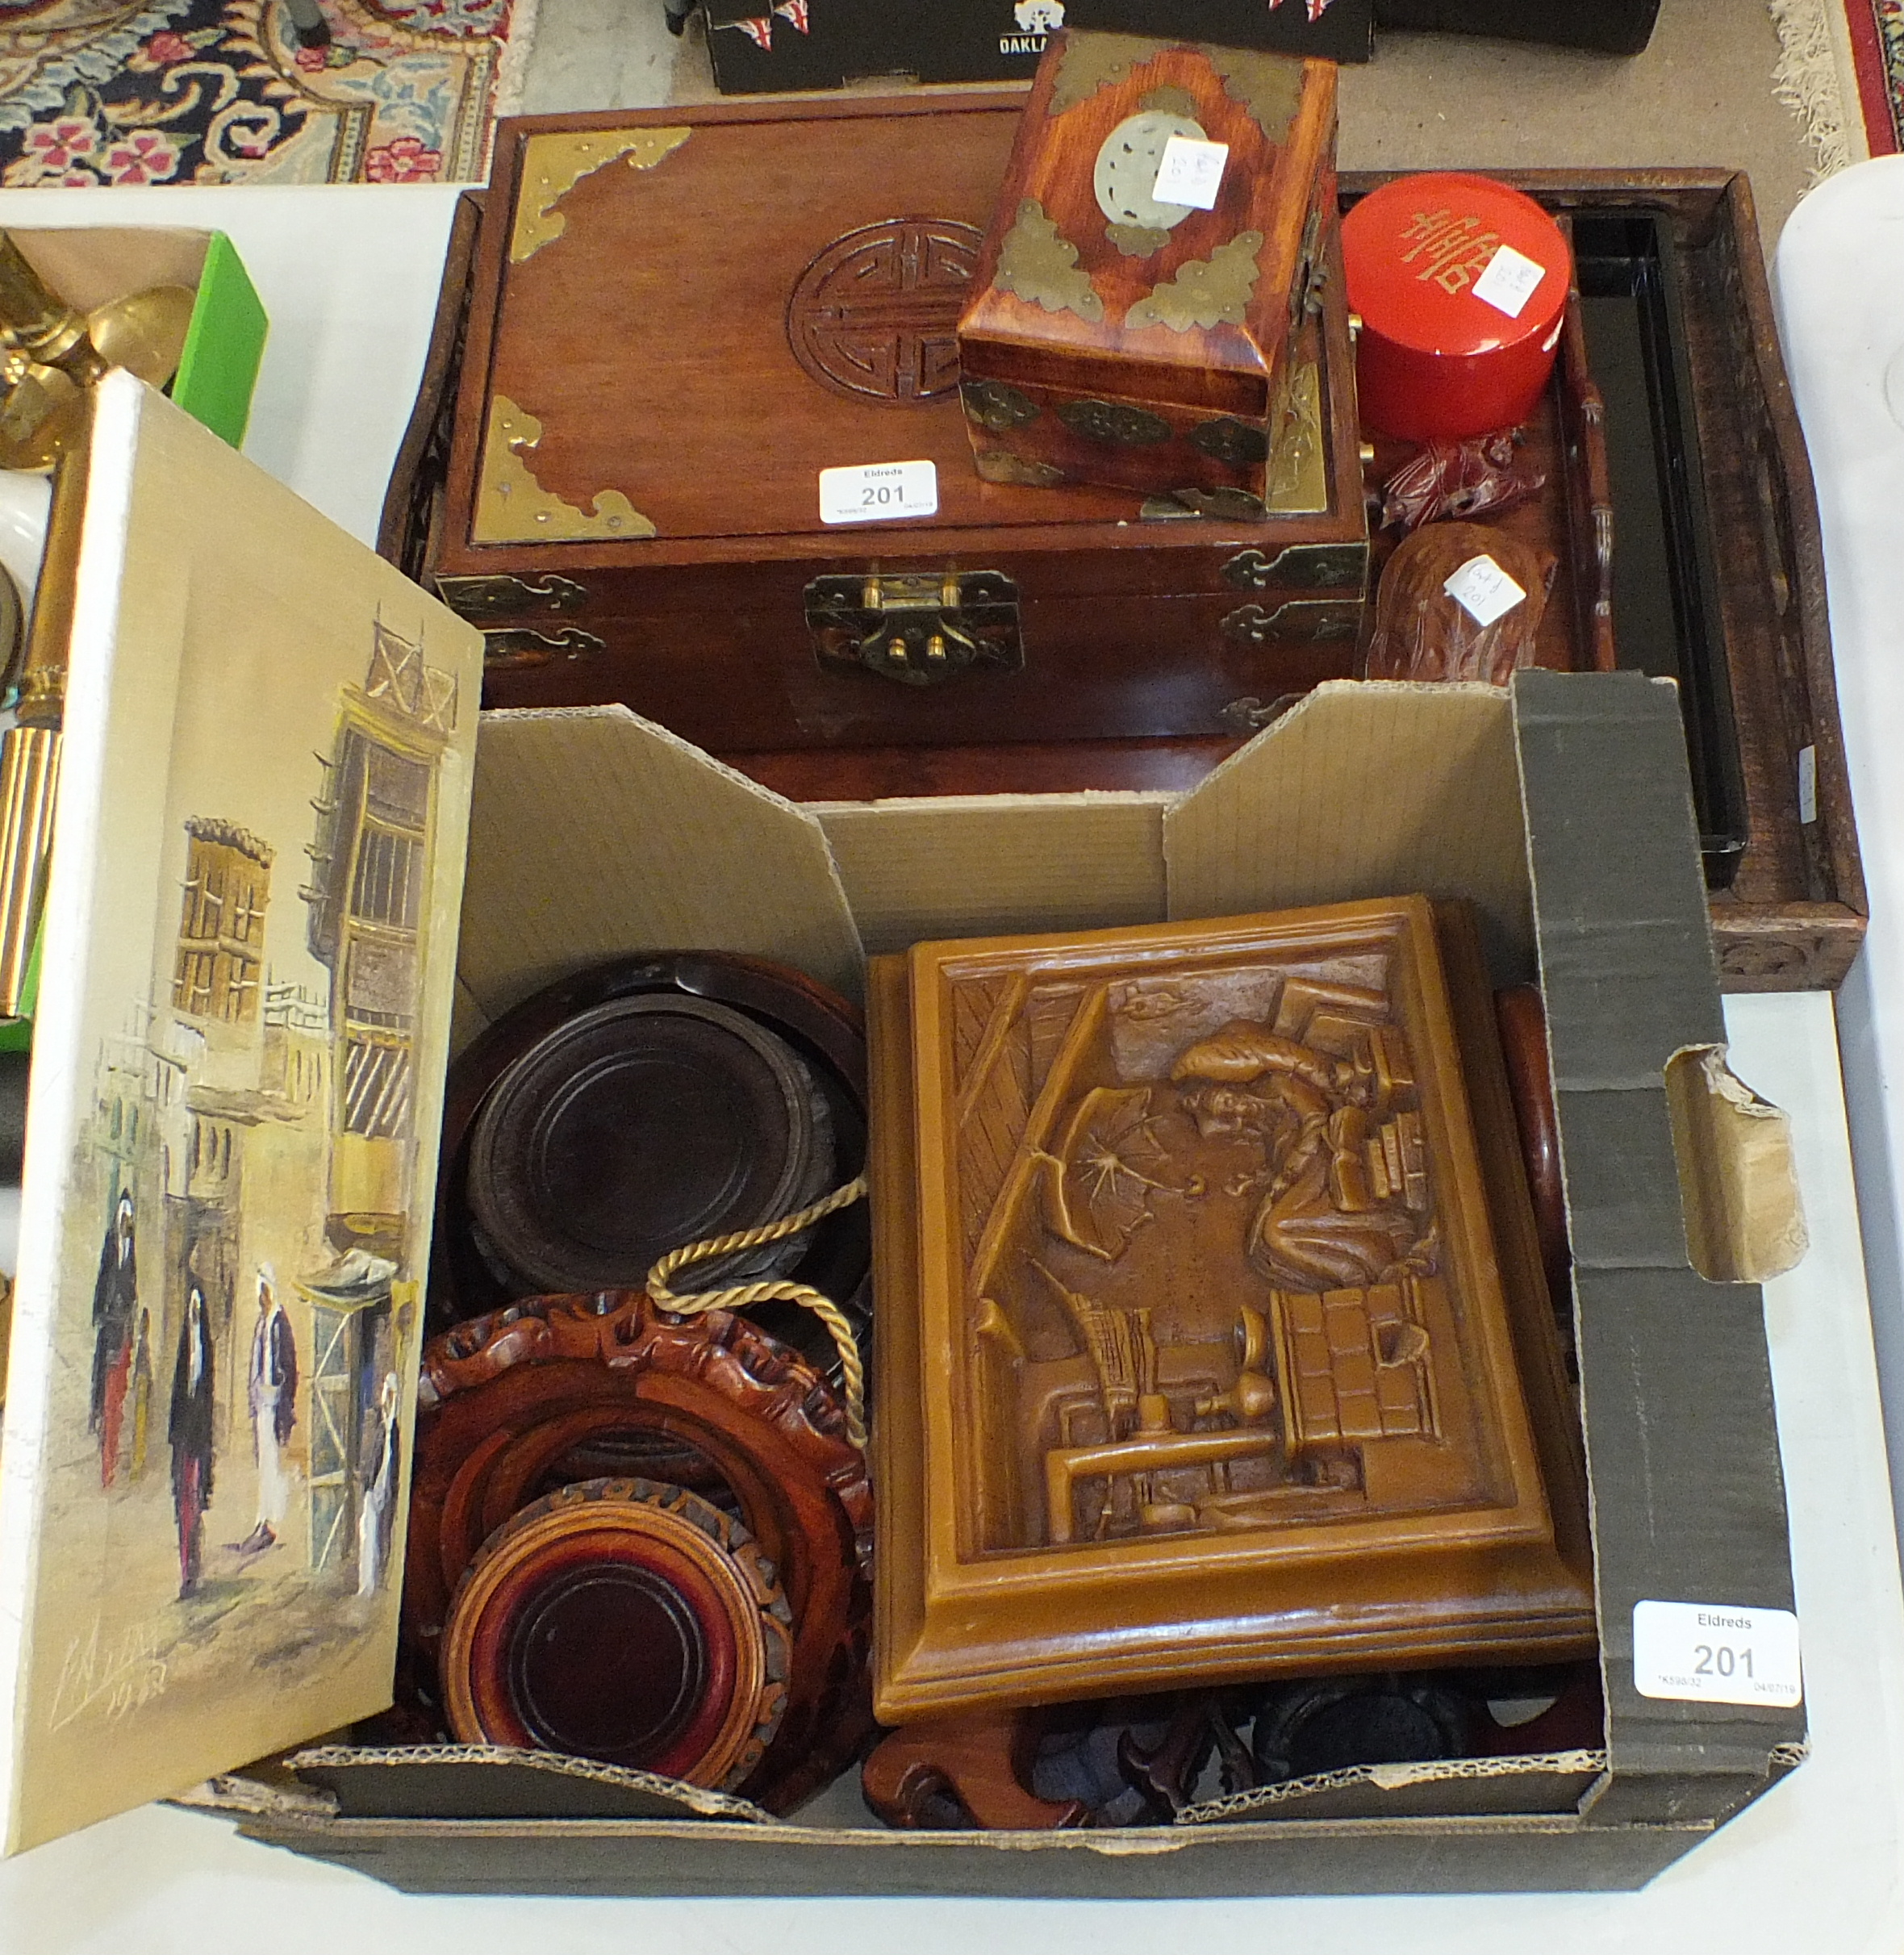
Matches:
[[788, 218, 984, 403]]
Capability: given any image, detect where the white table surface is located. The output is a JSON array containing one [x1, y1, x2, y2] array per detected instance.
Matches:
[[0, 190, 1898, 1947], [1776, 157, 1904, 1544], [0, 184, 468, 548]]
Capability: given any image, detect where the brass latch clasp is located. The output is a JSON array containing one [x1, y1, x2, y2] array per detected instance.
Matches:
[[806, 570, 1021, 687]]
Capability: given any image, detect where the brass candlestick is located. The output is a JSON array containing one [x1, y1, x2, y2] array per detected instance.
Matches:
[[0, 233, 194, 470], [0, 233, 106, 389], [0, 410, 87, 1018], [0, 232, 198, 1016]]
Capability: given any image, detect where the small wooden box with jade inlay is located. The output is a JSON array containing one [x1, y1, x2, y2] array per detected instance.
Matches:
[[958, 31, 1341, 508]]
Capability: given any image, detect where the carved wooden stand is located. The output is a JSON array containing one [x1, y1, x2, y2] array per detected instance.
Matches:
[[408, 1289, 874, 1813], [860, 1660, 1605, 1829], [432, 950, 871, 1383], [441, 1475, 795, 1790]]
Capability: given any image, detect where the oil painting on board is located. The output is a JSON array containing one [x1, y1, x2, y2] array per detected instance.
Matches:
[[0, 374, 483, 1853]]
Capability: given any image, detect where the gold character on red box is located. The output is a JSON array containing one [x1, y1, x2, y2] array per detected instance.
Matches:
[[1398, 209, 1504, 297]]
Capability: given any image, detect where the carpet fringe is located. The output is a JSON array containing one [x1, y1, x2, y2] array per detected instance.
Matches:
[[1768, 0, 1856, 180], [493, 0, 544, 128]]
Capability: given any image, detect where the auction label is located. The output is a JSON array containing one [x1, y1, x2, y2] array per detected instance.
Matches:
[[1443, 553, 1526, 628], [1472, 242, 1548, 320], [1153, 136, 1230, 211], [1633, 1600, 1802, 1708], [819, 459, 938, 525]]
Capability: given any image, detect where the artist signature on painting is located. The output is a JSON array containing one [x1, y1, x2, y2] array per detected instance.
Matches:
[[47, 1619, 169, 1730]]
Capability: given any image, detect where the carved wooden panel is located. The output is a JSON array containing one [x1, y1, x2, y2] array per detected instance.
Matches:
[[871, 899, 1593, 1720]]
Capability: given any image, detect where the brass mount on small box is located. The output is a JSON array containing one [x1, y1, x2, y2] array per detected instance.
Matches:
[[433, 574, 608, 672]]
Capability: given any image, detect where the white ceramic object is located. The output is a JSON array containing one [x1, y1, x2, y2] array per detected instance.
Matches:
[[1776, 154, 1904, 1539], [0, 470, 48, 614]]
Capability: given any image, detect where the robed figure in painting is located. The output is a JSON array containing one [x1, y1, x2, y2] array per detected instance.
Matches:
[[89, 1189, 138, 1488], [169, 1285, 217, 1599], [357, 1371, 401, 1599], [236, 1268, 298, 1555]]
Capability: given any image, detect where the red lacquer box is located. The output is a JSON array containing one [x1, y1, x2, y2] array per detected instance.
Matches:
[[1343, 172, 1571, 441]]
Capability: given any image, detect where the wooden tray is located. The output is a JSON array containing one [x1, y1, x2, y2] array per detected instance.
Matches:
[[1480, 171, 1863, 992], [380, 167, 1863, 992]]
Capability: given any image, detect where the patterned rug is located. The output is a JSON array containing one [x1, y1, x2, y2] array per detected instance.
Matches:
[[0, 0, 534, 185], [1841, 0, 1904, 151], [1768, 0, 1898, 171]]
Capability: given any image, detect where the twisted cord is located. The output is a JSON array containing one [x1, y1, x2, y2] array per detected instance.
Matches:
[[645, 1173, 871, 1449]]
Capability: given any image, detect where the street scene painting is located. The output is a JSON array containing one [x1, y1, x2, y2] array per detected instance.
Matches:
[[0, 376, 482, 1853]]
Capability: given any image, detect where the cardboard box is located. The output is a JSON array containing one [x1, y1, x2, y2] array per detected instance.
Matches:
[[687, 0, 1665, 94], [228, 673, 1802, 1894], [1371, 0, 1659, 56], [0, 378, 1805, 1891]]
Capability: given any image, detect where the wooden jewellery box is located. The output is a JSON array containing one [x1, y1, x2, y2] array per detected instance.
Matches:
[[423, 99, 1370, 754], [956, 35, 1340, 504]]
